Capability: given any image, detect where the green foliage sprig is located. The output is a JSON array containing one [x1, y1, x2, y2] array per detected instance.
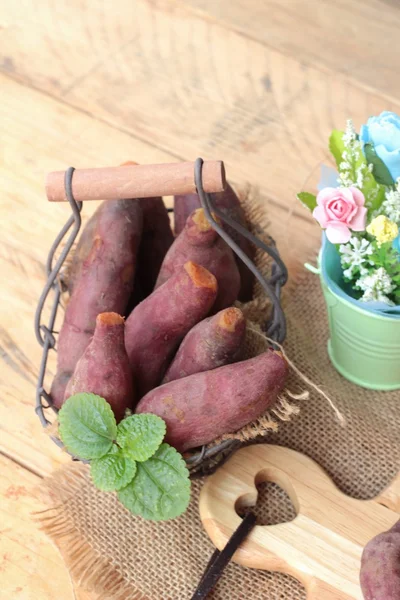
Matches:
[[58, 393, 191, 521]]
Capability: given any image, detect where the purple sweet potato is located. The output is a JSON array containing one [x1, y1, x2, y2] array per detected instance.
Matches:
[[174, 193, 201, 235], [163, 307, 246, 383], [360, 519, 400, 600], [125, 196, 174, 311], [125, 261, 218, 397], [135, 196, 174, 297], [66, 208, 100, 295], [65, 313, 134, 422], [119, 161, 173, 305], [212, 184, 255, 301], [136, 350, 288, 451], [155, 208, 240, 312], [51, 199, 143, 408], [174, 184, 256, 301]]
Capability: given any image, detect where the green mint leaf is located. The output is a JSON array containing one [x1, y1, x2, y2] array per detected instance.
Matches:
[[117, 443, 190, 521], [117, 414, 166, 462], [329, 130, 345, 169], [91, 447, 137, 491], [297, 192, 317, 212], [364, 143, 395, 186], [58, 393, 117, 459]]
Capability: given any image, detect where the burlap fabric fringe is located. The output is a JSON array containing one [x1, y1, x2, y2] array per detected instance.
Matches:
[[38, 192, 399, 599]]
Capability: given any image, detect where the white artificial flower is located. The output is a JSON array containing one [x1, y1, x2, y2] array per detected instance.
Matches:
[[356, 165, 364, 189], [339, 236, 374, 278], [381, 179, 400, 223], [356, 267, 395, 305], [338, 121, 366, 189], [365, 186, 380, 209], [342, 119, 357, 146]]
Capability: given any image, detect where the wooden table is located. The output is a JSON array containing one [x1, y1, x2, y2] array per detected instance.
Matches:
[[1, 1, 399, 597]]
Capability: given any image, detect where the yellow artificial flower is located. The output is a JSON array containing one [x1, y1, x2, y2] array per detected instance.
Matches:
[[367, 215, 399, 247]]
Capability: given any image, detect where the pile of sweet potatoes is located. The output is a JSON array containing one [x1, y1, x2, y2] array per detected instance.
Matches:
[[52, 183, 288, 451]]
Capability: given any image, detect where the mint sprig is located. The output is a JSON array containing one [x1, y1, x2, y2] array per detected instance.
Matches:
[[118, 444, 191, 521], [58, 393, 191, 521]]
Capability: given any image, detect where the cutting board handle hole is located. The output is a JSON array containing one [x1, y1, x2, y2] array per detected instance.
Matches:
[[236, 471, 298, 526]]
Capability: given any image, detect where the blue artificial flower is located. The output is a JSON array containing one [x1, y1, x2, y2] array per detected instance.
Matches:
[[360, 111, 400, 181], [393, 234, 400, 254]]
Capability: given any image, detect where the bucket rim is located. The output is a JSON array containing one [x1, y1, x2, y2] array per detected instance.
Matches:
[[319, 271, 400, 322], [316, 240, 400, 322]]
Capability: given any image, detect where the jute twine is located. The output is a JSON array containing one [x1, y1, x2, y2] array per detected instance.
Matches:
[[37, 192, 400, 599]]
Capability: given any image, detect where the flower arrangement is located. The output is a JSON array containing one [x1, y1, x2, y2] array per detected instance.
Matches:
[[298, 111, 400, 307]]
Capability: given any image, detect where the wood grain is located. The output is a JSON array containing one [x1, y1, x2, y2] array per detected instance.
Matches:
[[2, 1, 399, 274], [200, 445, 400, 600], [0, 454, 95, 600], [376, 471, 400, 512], [184, 0, 400, 101]]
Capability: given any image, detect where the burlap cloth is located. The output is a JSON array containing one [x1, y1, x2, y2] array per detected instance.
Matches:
[[38, 194, 400, 599]]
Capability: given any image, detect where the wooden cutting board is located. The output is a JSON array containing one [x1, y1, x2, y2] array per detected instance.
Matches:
[[199, 445, 399, 599]]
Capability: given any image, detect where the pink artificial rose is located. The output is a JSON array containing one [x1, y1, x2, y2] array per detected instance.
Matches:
[[313, 187, 367, 244]]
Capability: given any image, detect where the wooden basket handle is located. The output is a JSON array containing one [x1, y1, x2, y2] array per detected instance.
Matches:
[[46, 160, 225, 202]]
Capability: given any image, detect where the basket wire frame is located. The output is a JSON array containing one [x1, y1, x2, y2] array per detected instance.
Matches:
[[35, 158, 288, 474]]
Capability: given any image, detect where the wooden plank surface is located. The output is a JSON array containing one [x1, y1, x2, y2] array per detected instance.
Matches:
[[0, 1, 399, 598], [2, 0, 400, 274], [184, 0, 400, 101], [0, 454, 94, 600]]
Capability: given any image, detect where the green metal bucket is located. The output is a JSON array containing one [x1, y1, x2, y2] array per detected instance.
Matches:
[[307, 239, 400, 391], [320, 276, 400, 390]]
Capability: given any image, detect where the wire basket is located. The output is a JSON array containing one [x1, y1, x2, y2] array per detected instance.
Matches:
[[35, 158, 288, 476]]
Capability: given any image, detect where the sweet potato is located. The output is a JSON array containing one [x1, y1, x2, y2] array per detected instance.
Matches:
[[66, 208, 100, 295], [136, 350, 288, 451], [119, 161, 173, 305], [124, 196, 173, 311], [360, 519, 400, 600], [65, 313, 134, 421], [66, 163, 143, 296], [173, 184, 255, 300], [212, 184, 256, 301], [155, 208, 240, 312], [125, 261, 218, 397], [136, 196, 174, 296], [163, 307, 246, 383], [51, 199, 143, 408], [174, 193, 200, 235]]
